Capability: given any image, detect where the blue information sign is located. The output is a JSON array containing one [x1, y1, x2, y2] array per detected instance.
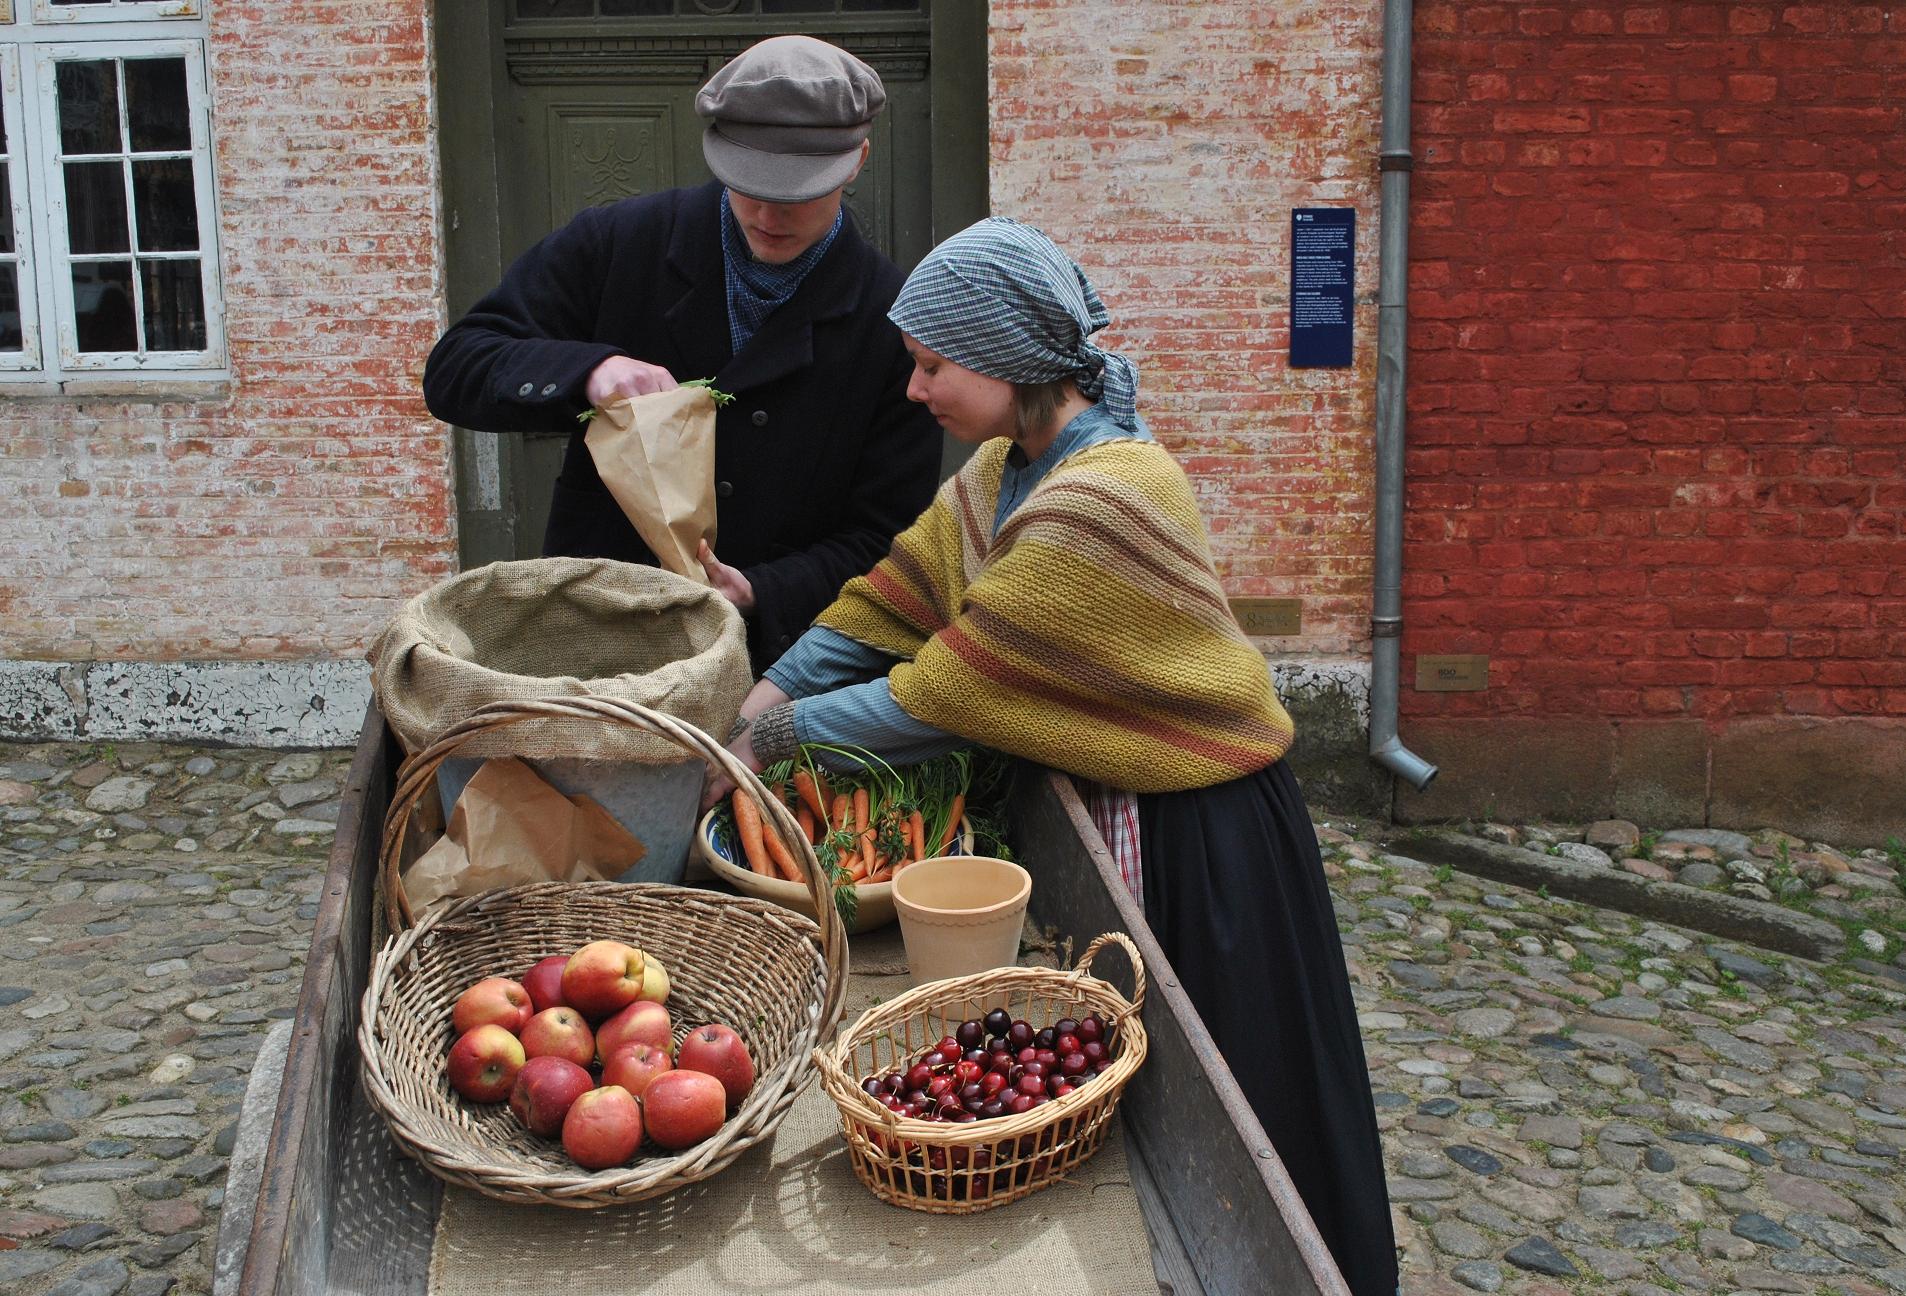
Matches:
[[1289, 208, 1355, 368]]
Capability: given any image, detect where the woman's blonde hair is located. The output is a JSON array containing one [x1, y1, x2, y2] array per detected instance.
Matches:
[[1013, 378, 1071, 439]]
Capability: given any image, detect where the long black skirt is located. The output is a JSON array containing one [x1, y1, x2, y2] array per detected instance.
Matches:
[[1138, 759, 1397, 1296]]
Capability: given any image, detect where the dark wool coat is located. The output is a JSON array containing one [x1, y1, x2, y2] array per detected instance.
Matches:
[[422, 181, 941, 668]]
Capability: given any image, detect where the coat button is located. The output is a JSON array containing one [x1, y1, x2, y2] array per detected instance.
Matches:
[[517, 382, 534, 397], [751, 409, 768, 427], [541, 383, 558, 396], [716, 480, 734, 498]]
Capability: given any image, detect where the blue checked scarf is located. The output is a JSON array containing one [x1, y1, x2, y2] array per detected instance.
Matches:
[[888, 216, 1140, 431], [719, 190, 843, 354]]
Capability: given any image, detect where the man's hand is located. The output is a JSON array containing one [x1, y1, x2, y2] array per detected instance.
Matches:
[[585, 356, 677, 407], [700, 678, 792, 812], [698, 540, 756, 615]]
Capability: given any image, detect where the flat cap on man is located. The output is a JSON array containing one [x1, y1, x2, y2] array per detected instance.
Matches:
[[697, 35, 887, 204]]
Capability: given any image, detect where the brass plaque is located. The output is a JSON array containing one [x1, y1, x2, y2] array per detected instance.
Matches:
[[1229, 598, 1303, 637], [1416, 654, 1490, 692]]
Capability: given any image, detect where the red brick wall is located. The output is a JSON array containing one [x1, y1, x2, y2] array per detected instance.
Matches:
[[0, 3, 453, 661], [988, 1, 1384, 657], [1404, 2, 1906, 725]]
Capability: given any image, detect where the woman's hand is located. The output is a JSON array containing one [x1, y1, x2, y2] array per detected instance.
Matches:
[[698, 540, 756, 615], [700, 680, 790, 812]]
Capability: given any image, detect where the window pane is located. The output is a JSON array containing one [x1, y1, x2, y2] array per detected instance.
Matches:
[[0, 267, 20, 353], [126, 59, 191, 154], [132, 159, 198, 252], [53, 1, 118, 7], [141, 258, 206, 352], [599, 0, 674, 13], [0, 169, 12, 256], [73, 261, 136, 352], [65, 161, 131, 254], [515, 0, 595, 16], [763, 0, 835, 11], [58, 61, 121, 156]]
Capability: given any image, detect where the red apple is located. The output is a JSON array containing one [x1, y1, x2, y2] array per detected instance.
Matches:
[[560, 941, 647, 1021], [601, 1042, 672, 1099], [522, 955, 569, 1014], [450, 977, 532, 1036], [446, 1024, 526, 1104], [641, 1069, 726, 1150], [519, 1007, 595, 1068], [594, 999, 671, 1065], [562, 1084, 643, 1170], [675, 1022, 755, 1109], [508, 1056, 594, 1138]]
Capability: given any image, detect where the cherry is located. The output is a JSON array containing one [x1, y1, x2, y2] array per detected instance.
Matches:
[[1021, 1060, 1047, 1079], [1053, 1018, 1079, 1038], [950, 1110, 978, 1123], [1016, 1074, 1045, 1097], [1055, 1033, 1081, 1056], [1045, 1073, 1067, 1097], [1051, 1081, 1074, 1099], [1060, 1052, 1088, 1077], [1016, 1046, 1037, 1066], [1078, 1015, 1105, 1044], [1093, 1058, 1113, 1073], [1034, 1027, 1057, 1050], [884, 1072, 906, 1093], [905, 1063, 932, 1091], [1034, 1048, 1057, 1068], [955, 1059, 984, 1085], [1007, 1020, 1034, 1049], [1081, 1040, 1106, 1064], [989, 1053, 1014, 1075], [1008, 1093, 1035, 1115], [936, 1036, 962, 1059], [963, 1048, 987, 1065], [863, 1076, 886, 1097], [984, 1008, 1012, 1036], [980, 1072, 1007, 1097], [922, 1050, 948, 1070], [959, 1081, 983, 1104], [927, 1075, 954, 1099], [956, 1020, 985, 1050], [980, 1099, 1006, 1118]]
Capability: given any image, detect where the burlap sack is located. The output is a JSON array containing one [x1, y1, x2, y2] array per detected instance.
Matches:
[[368, 558, 750, 764]]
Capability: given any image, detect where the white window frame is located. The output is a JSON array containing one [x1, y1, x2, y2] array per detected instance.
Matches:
[[33, 1, 203, 26], [1, 4, 225, 387], [0, 46, 44, 371]]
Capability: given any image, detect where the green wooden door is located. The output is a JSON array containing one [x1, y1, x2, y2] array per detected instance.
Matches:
[[438, 0, 987, 568]]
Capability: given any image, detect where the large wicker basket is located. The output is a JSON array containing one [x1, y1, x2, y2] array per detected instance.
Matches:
[[358, 695, 847, 1208], [812, 932, 1147, 1214]]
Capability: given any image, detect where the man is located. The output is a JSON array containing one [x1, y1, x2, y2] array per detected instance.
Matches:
[[422, 36, 941, 669]]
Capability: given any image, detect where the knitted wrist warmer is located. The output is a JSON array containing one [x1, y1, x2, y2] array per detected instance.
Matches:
[[749, 703, 799, 765]]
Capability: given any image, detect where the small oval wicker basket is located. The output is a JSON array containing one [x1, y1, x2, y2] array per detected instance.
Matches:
[[812, 932, 1147, 1214], [358, 695, 847, 1208]]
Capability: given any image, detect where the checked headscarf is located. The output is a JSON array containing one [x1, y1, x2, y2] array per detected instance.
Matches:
[[889, 217, 1140, 431]]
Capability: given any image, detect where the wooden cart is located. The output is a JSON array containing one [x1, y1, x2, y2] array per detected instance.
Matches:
[[234, 706, 1350, 1296]]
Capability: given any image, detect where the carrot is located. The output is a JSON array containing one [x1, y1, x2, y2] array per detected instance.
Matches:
[[908, 809, 926, 863], [796, 805, 817, 845], [764, 820, 804, 883], [732, 790, 774, 877], [854, 788, 875, 872], [937, 794, 965, 854], [793, 769, 828, 824], [830, 792, 851, 835]]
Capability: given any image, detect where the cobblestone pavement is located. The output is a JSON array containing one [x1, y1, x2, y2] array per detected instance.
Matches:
[[0, 742, 346, 1296], [0, 739, 1902, 1295]]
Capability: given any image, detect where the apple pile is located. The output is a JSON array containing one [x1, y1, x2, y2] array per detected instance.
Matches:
[[442, 939, 757, 1171], [859, 1007, 1113, 1125]]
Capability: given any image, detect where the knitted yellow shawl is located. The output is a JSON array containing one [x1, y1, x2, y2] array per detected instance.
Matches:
[[816, 437, 1294, 794]]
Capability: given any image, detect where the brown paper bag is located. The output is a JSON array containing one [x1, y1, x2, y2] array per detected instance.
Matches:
[[401, 757, 647, 913], [583, 385, 720, 579]]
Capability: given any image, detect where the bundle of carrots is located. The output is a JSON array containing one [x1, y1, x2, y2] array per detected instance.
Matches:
[[728, 760, 965, 888]]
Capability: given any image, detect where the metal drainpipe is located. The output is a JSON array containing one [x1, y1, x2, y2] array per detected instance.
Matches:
[[1370, 0, 1438, 791]]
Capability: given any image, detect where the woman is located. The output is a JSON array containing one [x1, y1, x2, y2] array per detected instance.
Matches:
[[719, 217, 1397, 1295]]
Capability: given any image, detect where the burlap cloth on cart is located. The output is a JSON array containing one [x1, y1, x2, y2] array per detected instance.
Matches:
[[427, 926, 1159, 1295]]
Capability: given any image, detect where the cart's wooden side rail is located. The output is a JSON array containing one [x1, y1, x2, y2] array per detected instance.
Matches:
[[238, 703, 435, 1296], [1012, 769, 1349, 1296]]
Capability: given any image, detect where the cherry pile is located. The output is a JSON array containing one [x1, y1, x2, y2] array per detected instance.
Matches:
[[860, 1006, 1113, 1125]]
